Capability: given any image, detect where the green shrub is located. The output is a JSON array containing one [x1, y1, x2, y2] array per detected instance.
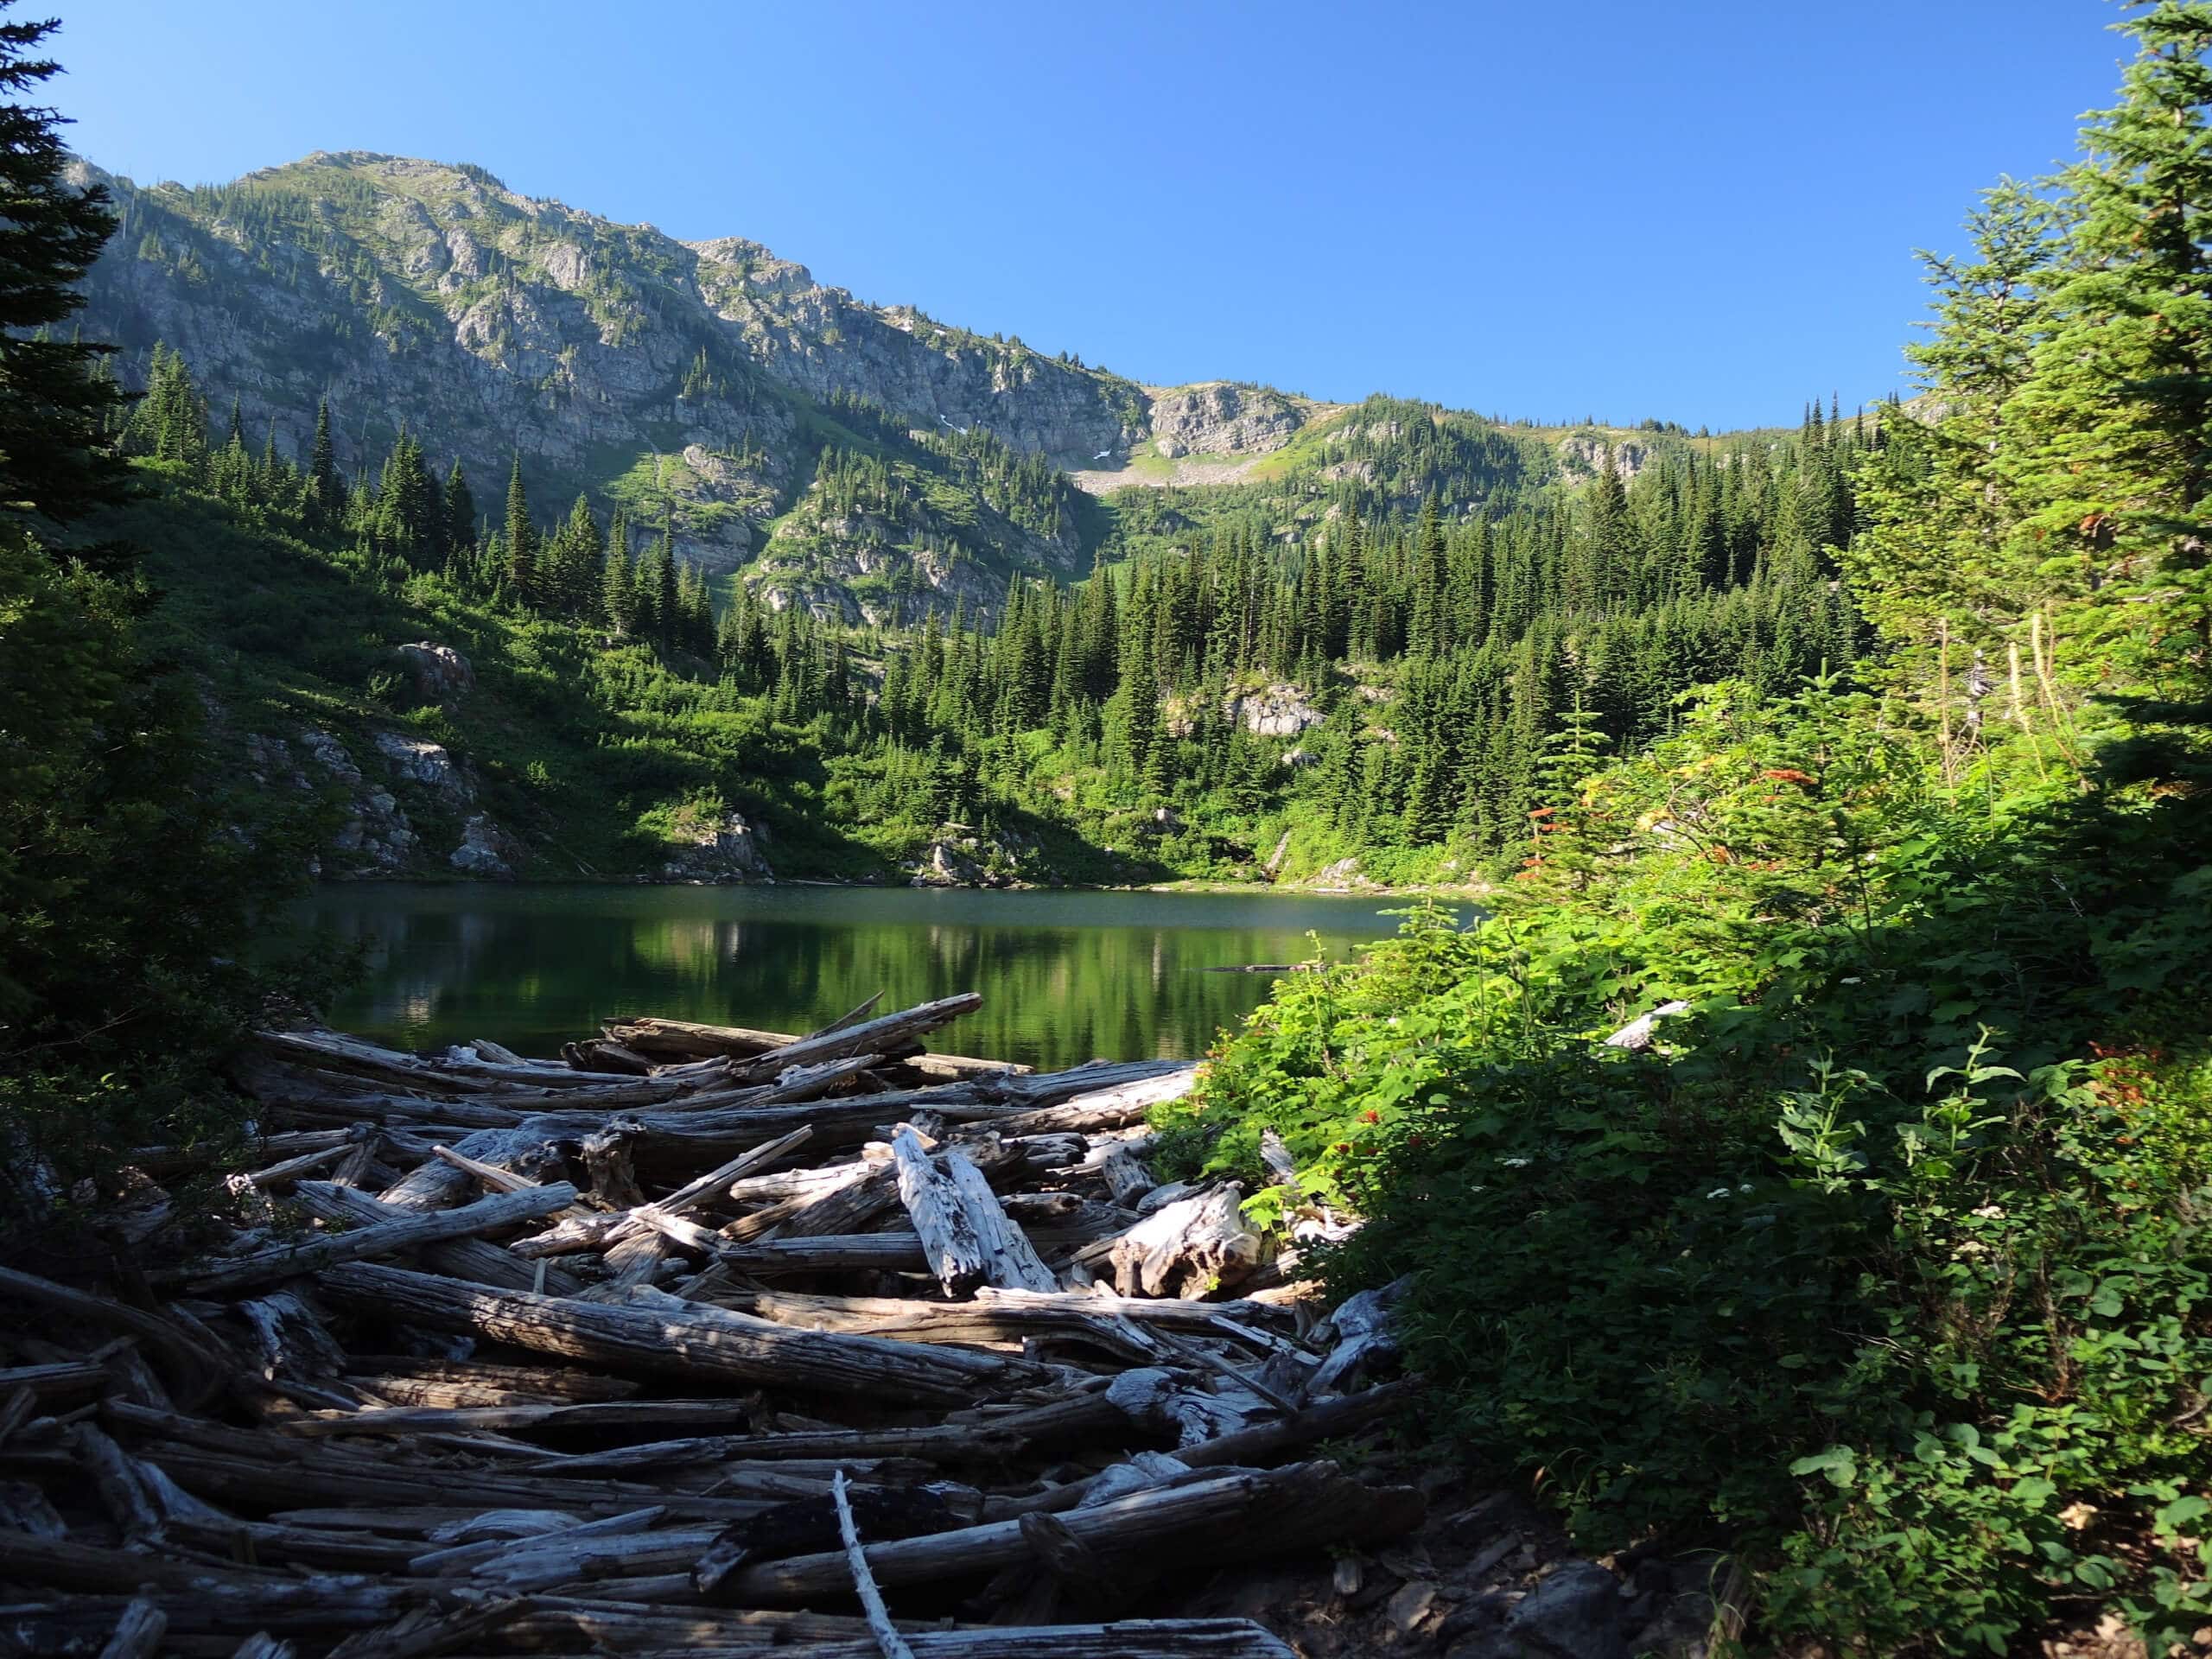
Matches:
[[1166, 677, 2212, 1652]]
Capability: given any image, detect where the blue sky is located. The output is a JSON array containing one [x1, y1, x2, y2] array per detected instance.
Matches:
[[52, 2, 2125, 431]]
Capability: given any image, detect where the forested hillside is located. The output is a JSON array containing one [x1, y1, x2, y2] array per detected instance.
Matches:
[[97, 332, 1864, 887]]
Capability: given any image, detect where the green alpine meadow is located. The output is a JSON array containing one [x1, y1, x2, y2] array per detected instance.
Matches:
[[5, 1, 2212, 1652]]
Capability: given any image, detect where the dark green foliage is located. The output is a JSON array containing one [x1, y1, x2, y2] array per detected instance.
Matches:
[[0, 6, 129, 531], [0, 19, 315, 1208], [1161, 11, 2212, 1649]]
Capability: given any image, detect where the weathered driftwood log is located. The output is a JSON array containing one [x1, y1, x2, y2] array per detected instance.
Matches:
[[127, 1439, 771, 1521], [181, 1183, 577, 1294], [1099, 1144, 1157, 1207], [831, 1468, 918, 1659], [95, 1599, 168, 1659], [714, 1232, 931, 1275], [732, 994, 982, 1084], [1102, 1185, 1264, 1300], [692, 1479, 978, 1602], [339, 1355, 639, 1407], [0, 1267, 231, 1409], [321, 1594, 527, 1659], [276, 1396, 752, 1438], [890, 1131, 1054, 1298], [659, 1390, 1128, 1465], [0, 1359, 113, 1397], [291, 1177, 584, 1298], [316, 1264, 1036, 1402], [494, 1605, 1290, 1659], [1103, 1367, 1277, 1448], [713, 1461, 1419, 1605], [0, 1583, 446, 1649]]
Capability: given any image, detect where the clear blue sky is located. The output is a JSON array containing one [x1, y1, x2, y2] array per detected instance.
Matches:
[[50, 1, 2126, 431]]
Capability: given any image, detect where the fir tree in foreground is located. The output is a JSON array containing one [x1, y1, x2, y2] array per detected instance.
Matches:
[[0, 2, 128, 533]]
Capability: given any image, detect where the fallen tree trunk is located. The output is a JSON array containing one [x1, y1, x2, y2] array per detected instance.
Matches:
[[714, 1461, 1421, 1605], [180, 1183, 578, 1294], [315, 1264, 1037, 1402]]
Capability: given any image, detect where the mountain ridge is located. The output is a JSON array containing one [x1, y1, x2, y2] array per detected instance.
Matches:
[[65, 149, 1752, 620]]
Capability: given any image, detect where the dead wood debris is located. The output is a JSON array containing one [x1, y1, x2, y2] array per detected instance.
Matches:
[[0, 994, 1415, 1659]]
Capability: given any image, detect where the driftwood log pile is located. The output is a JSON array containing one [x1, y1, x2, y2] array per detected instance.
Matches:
[[0, 992, 1418, 1659]]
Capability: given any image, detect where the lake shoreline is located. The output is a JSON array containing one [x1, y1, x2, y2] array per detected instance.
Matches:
[[311, 870, 1497, 900], [292, 882, 1410, 1071]]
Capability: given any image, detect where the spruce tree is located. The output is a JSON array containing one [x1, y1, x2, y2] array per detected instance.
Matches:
[[307, 399, 342, 532], [2005, 1, 2212, 696], [442, 459, 475, 558], [502, 454, 537, 603]]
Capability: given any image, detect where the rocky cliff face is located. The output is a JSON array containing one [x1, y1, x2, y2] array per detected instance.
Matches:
[[1146, 383, 1306, 459], [69, 151, 1140, 607], [68, 151, 1571, 617]]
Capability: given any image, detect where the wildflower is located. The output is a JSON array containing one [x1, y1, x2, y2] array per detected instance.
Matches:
[[1707, 1187, 1732, 1200], [1502, 1156, 1531, 1168]]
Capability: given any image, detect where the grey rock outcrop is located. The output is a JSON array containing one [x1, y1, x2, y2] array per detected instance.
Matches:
[[449, 814, 520, 879], [1147, 383, 1304, 458], [395, 642, 474, 704], [660, 810, 773, 882], [372, 732, 471, 804], [1225, 683, 1325, 738], [67, 152, 1133, 608]]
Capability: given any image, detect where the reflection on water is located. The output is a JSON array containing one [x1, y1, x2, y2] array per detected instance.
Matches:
[[293, 884, 1418, 1071]]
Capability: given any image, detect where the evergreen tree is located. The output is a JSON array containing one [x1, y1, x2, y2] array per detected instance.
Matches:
[[306, 398, 342, 532], [0, 8, 130, 532], [502, 454, 537, 602]]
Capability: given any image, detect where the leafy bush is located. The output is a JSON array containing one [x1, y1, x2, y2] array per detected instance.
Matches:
[[1164, 677, 2212, 1652]]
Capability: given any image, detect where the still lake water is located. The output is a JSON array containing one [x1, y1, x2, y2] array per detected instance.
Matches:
[[295, 885, 1418, 1071]]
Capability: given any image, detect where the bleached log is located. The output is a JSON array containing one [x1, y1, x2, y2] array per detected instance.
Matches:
[[891, 1131, 986, 1297], [126, 1439, 771, 1522], [734, 994, 982, 1083], [498, 1607, 1291, 1658], [340, 1355, 639, 1407], [1102, 1185, 1264, 1300], [714, 1461, 1419, 1604], [1099, 1145, 1156, 1206], [0, 1360, 111, 1396], [1104, 1366, 1277, 1448], [322, 1594, 526, 1659], [95, 1599, 167, 1659], [316, 1264, 1035, 1402], [181, 1182, 577, 1294], [946, 1153, 1056, 1293], [890, 1131, 1053, 1297], [73, 1422, 165, 1544], [236, 1292, 347, 1384], [833, 1468, 918, 1659], [277, 1397, 748, 1439], [291, 1174, 577, 1295], [988, 1387, 1428, 1522], [0, 1267, 231, 1408], [1603, 1000, 1690, 1052]]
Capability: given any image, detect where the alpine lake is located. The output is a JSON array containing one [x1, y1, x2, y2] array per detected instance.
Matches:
[[292, 884, 1433, 1071]]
